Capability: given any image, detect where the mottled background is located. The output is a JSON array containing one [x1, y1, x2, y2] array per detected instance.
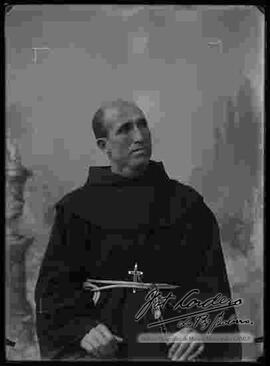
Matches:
[[5, 5, 264, 361]]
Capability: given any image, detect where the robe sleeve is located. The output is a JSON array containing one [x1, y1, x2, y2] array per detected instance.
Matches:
[[191, 201, 243, 361], [34, 204, 99, 360]]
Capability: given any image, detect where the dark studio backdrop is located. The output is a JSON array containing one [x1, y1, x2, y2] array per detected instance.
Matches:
[[5, 5, 264, 361]]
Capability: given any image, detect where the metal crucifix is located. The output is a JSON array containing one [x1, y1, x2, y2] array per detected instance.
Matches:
[[128, 262, 143, 293]]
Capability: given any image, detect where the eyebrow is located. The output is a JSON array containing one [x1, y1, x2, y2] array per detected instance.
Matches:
[[116, 118, 147, 132], [116, 121, 132, 132]]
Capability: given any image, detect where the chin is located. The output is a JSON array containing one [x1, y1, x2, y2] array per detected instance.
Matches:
[[131, 155, 150, 167]]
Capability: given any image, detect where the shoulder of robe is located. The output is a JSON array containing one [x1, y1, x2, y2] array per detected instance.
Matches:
[[53, 186, 91, 217], [169, 179, 204, 208], [169, 180, 218, 229]]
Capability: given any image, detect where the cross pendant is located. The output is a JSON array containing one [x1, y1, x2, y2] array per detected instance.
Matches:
[[128, 262, 143, 293]]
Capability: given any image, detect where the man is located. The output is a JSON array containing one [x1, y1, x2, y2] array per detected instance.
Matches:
[[35, 99, 242, 361]]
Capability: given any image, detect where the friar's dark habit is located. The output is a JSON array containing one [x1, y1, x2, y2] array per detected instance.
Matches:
[[35, 160, 242, 361]]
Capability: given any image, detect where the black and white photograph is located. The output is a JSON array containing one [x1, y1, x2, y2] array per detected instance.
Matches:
[[5, 4, 264, 361]]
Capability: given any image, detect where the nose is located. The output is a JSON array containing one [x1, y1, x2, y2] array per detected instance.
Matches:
[[132, 125, 144, 142]]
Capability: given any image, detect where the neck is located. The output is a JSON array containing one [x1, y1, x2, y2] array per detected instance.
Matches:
[[110, 161, 149, 178]]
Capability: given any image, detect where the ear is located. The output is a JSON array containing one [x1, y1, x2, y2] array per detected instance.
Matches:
[[96, 138, 107, 152]]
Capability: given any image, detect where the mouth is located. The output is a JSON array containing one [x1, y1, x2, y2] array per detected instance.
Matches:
[[131, 149, 147, 156], [131, 147, 147, 153]]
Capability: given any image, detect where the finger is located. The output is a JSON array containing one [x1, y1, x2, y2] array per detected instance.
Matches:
[[83, 339, 99, 357], [178, 341, 201, 361], [96, 324, 117, 347], [168, 340, 180, 359], [168, 327, 195, 359], [168, 330, 187, 356], [94, 327, 108, 346], [85, 330, 103, 357], [85, 328, 105, 356], [95, 325, 117, 355], [80, 337, 94, 354], [168, 331, 188, 359], [170, 342, 189, 361], [188, 344, 204, 361], [113, 334, 123, 343], [92, 328, 111, 356], [96, 324, 114, 343]]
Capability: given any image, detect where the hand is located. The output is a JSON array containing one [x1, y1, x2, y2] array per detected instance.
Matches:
[[168, 327, 204, 361], [80, 323, 123, 358]]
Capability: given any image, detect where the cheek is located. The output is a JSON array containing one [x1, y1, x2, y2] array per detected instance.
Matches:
[[111, 139, 130, 155], [143, 130, 151, 141]]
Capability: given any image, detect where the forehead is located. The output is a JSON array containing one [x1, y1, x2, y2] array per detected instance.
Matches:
[[103, 104, 144, 130]]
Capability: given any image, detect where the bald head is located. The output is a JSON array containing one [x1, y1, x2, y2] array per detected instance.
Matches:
[[92, 99, 145, 140]]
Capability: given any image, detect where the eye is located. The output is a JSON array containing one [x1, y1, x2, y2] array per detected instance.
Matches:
[[117, 122, 132, 135], [137, 119, 148, 128]]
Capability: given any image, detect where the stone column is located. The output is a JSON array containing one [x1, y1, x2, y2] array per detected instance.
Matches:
[[5, 132, 35, 360]]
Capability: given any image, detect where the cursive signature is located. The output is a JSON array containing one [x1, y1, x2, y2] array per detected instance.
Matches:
[[135, 288, 251, 334]]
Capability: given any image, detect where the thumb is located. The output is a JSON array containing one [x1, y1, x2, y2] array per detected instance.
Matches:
[[113, 334, 124, 343]]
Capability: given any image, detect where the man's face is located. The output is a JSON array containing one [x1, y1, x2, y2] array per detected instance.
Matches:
[[101, 103, 152, 171]]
